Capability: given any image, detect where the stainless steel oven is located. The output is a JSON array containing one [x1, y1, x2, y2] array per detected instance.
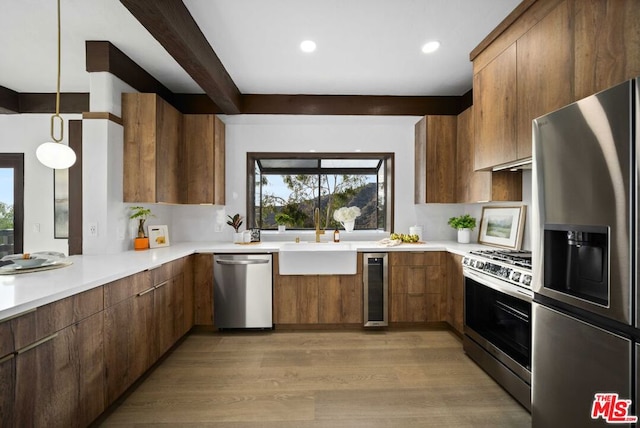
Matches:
[[462, 250, 533, 411]]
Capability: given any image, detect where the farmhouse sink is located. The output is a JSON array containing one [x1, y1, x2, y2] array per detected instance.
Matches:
[[278, 242, 357, 275]]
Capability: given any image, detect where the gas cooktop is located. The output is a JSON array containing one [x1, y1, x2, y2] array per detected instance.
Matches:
[[463, 249, 533, 289], [469, 249, 532, 270]]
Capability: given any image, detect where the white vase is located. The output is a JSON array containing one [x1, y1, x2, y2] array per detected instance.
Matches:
[[233, 232, 243, 243], [342, 220, 355, 233], [457, 228, 471, 244], [278, 225, 286, 233]]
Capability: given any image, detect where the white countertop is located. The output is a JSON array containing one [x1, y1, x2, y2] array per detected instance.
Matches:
[[0, 240, 487, 321]]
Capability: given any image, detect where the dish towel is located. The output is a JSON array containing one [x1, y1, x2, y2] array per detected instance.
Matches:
[[377, 238, 402, 247]]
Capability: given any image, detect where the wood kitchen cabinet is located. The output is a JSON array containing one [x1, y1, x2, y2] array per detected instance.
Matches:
[[1, 309, 38, 427], [573, 0, 640, 100], [2, 288, 105, 427], [473, 43, 518, 171], [273, 254, 363, 325], [122, 93, 183, 204], [277, 276, 319, 324], [516, 0, 572, 159], [153, 261, 185, 357], [456, 106, 522, 203], [472, 0, 640, 171], [389, 252, 445, 323], [103, 271, 155, 404], [414, 115, 457, 203], [194, 253, 213, 326], [318, 265, 363, 324], [183, 115, 226, 205], [445, 253, 464, 335], [104, 256, 191, 405]]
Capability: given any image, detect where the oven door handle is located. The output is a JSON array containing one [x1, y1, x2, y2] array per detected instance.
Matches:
[[463, 268, 533, 303]]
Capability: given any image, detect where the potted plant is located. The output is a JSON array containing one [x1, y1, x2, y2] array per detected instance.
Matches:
[[226, 213, 244, 242], [274, 213, 294, 232], [448, 214, 477, 244], [129, 206, 154, 250]]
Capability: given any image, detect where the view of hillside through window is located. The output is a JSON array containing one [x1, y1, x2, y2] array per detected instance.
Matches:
[[249, 155, 391, 231]]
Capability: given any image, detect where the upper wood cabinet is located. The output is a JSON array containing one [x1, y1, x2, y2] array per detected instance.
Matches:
[[472, 0, 640, 171], [516, 0, 572, 159], [456, 106, 522, 203], [123, 93, 183, 204], [183, 115, 226, 205], [414, 115, 457, 203], [573, 0, 640, 100], [473, 43, 518, 171]]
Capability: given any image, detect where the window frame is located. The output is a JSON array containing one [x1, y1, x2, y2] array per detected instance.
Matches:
[[246, 152, 394, 231], [0, 153, 24, 255]]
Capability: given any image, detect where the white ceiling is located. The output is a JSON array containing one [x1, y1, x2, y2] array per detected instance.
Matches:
[[2, 0, 520, 97]]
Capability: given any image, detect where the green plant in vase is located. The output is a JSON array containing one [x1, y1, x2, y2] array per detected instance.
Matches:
[[129, 206, 154, 250], [448, 214, 476, 244]]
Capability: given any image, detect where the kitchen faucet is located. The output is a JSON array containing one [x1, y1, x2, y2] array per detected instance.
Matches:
[[314, 208, 325, 243]]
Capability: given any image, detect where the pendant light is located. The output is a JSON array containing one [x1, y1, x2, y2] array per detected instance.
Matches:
[[36, 0, 76, 169]]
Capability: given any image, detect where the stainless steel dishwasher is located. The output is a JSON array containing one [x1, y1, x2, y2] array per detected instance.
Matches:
[[213, 254, 273, 329]]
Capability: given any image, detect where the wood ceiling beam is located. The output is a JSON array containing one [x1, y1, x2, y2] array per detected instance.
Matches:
[[0, 87, 89, 114], [120, 0, 242, 114], [86, 41, 176, 106], [241, 94, 464, 116], [18, 93, 89, 114], [0, 86, 20, 114]]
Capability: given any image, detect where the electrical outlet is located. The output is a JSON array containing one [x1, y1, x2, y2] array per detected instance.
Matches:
[[33, 223, 40, 233], [89, 222, 98, 237]]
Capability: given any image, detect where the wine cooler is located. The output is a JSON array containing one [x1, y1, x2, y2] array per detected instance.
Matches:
[[363, 253, 388, 327]]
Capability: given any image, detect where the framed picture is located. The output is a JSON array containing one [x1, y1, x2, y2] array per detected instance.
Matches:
[[148, 225, 170, 248], [478, 206, 526, 250]]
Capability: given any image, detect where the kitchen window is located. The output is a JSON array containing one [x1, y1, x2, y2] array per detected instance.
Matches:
[[247, 153, 394, 231]]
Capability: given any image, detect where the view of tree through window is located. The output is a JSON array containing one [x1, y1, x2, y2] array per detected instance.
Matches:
[[248, 154, 393, 231]]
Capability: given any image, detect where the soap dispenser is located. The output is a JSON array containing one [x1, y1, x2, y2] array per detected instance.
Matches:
[[333, 229, 340, 243]]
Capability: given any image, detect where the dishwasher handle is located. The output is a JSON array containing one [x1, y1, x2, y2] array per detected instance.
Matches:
[[216, 259, 270, 265]]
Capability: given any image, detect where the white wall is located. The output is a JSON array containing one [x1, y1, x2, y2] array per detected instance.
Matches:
[[171, 114, 532, 244], [82, 73, 175, 254], [172, 115, 429, 241], [0, 114, 80, 254], [0, 110, 532, 253]]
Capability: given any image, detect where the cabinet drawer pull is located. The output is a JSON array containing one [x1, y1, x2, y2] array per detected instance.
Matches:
[[0, 352, 15, 364], [1, 308, 36, 323], [154, 280, 169, 289], [136, 287, 155, 297], [17, 333, 58, 354]]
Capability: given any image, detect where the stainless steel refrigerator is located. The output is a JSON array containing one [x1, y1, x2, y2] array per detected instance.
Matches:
[[532, 78, 639, 427]]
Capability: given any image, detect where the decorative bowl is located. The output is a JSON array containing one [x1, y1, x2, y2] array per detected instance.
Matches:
[[12, 257, 47, 268]]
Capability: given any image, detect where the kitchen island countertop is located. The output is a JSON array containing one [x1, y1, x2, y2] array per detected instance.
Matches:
[[0, 240, 487, 321]]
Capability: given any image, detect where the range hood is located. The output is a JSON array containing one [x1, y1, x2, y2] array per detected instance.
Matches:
[[492, 157, 532, 172]]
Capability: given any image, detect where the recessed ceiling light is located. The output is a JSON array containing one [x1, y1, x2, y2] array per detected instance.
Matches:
[[421, 41, 440, 54], [300, 40, 317, 53]]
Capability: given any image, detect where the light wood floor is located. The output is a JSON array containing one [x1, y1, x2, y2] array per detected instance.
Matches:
[[98, 329, 530, 427]]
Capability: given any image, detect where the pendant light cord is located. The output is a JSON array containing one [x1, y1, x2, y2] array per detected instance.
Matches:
[[50, 0, 63, 143]]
